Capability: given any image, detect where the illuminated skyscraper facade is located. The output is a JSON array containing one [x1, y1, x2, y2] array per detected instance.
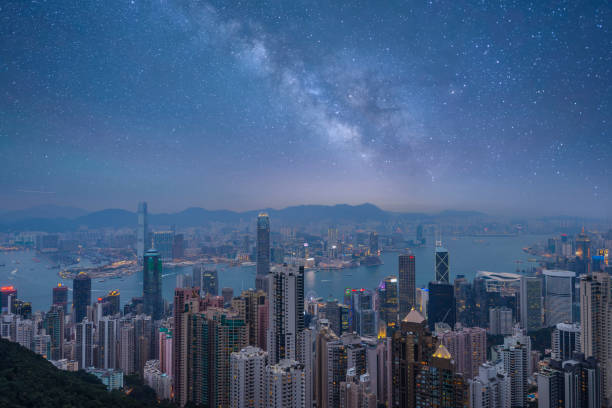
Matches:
[[398, 254, 416, 319], [73, 272, 91, 324], [143, 248, 163, 320], [435, 245, 450, 283]]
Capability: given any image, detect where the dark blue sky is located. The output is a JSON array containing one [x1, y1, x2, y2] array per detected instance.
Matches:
[[1, 1, 610, 216]]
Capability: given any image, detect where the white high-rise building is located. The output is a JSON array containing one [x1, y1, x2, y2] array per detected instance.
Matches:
[[469, 362, 511, 408], [551, 322, 580, 361], [16, 318, 33, 350], [267, 265, 304, 364], [98, 316, 118, 369], [265, 359, 305, 408], [230, 346, 268, 408], [76, 319, 94, 369], [543, 270, 575, 327], [501, 335, 529, 408]]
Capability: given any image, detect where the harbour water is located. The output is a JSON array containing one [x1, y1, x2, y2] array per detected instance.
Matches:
[[0, 234, 546, 311]]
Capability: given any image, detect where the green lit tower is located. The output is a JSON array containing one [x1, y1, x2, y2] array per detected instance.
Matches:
[[143, 248, 163, 320]]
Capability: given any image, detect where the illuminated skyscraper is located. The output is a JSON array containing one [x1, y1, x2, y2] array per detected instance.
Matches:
[[398, 254, 416, 318], [73, 272, 91, 323], [543, 270, 575, 326], [137, 201, 148, 263], [255, 213, 271, 292], [575, 228, 591, 275], [379, 276, 399, 334], [0, 286, 17, 312], [52, 283, 68, 312], [143, 248, 163, 320], [435, 244, 450, 283]]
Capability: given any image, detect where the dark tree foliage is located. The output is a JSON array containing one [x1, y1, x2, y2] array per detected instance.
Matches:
[[0, 339, 176, 408]]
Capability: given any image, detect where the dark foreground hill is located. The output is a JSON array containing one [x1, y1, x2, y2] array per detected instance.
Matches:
[[0, 339, 175, 408]]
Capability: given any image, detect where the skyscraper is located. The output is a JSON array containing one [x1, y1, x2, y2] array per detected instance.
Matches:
[[501, 337, 529, 408], [427, 281, 455, 331], [470, 362, 511, 408], [143, 248, 163, 320], [255, 213, 271, 292], [73, 272, 91, 324], [76, 319, 94, 369], [519, 275, 542, 332], [438, 326, 487, 379], [575, 228, 591, 275], [137, 201, 148, 263], [580, 272, 611, 405], [398, 254, 416, 319], [172, 288, 200, 407], [230, 346, 268, 408], [52, 283, 68, 312], [98, 316, 118, 369], [563, 353, 601, 408], [153, 231, 174, 262], [543, 270, 575, 326], [378, 276, 399, 334], [268, 264, 304, 364], [200, 268, 219, 296], [435, 244, 450, 283], [44, 304, 64, 360]]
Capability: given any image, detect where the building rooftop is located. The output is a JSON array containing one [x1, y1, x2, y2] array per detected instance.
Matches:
[[402, 308, 426, 324], [432, 344, 452, 360]]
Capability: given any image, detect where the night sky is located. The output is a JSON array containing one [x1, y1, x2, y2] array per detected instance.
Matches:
[[1, 1, 610, 216]]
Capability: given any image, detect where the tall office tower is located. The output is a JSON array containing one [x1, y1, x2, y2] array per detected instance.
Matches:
[[143, 248, 163, 320], [76, 319, 94, 369], [368, 232, 379, 255], [52, 283, 68, 312], [172, 233, 184, 259], [0, 286, 17, 312], [427, 281, 456, 331], [44, 304, 64, 360], [153, 231, 175, 262], [416, 224, 425, 244], [563, 353, 601, 408], [328, 226, 339, 247], [322, 300, 342, 336], [580, 272, 611, 405], [102, 290, 121, 316], [119, 322, 136, 374], [543, 270, 575, 326], [230, 346, 268, 408], [255, 213, 271, 292], [192, 263, 203, 292], [265, 359, 305, 408], [575, 228, 591, 275], [98, 316, 118, 369], [435, 243, 450, 283], [268, 265, 304, 364], [200, 268, 218, 296], [470, 362, 511, 408], [73, 272, 91, 324], [519, 275, 542, 331], [551, 322, 580, 361], [339, 369, 377, 408], [439, 326, 486, 379], [488, 307, 513, 335], [314, 326, 340, 408], [378, 276, 399, 334], [398, 254, 416, 319], [352, 289, 375, 337], [416, 287, 429, 317], [501, 338, 529, 407], [537, 359, 565, 408], [454, 275, 474, 326], [172, 287, 200, 407], [391, 309, 436, 408], [137, 202, 148, 263]]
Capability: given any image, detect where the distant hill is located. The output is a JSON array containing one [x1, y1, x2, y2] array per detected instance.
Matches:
[[0, 205, 87, 223], [0, 203, 489, 232], [0, 338, 175, 408]]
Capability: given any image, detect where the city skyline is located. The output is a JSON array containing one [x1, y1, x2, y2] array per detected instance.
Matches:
[[1, 1, 610, 217]]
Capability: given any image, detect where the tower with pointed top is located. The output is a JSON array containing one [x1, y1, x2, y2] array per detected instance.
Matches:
[[435, 242, 450, 283]]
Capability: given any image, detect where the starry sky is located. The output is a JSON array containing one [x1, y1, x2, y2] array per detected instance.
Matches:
[[1, 1, 610, 216]]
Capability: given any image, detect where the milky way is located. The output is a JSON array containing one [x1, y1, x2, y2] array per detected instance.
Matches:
[[1, 1, 610, 216]]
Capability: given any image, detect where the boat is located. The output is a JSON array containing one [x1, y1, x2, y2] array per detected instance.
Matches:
[[98, 279, 106, 283]]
